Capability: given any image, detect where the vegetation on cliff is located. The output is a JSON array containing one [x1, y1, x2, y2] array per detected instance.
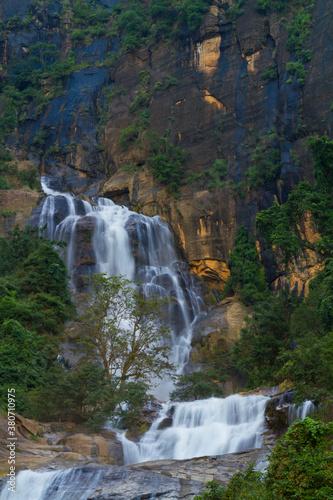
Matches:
[[212, 136, 333, 411], [0, 226, 73, 411], [174, 136, 333, 413]]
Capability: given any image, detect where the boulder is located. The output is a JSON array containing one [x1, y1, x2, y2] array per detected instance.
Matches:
[[191, 298, 249, 346]]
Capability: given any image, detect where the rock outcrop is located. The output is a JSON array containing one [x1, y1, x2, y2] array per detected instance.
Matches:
[[0, 413, 123, 475]]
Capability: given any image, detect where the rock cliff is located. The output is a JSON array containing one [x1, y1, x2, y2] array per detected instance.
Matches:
[[0, 0, 332, 290]]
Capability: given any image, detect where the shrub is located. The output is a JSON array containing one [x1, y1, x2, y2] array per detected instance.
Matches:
[[147, 137, 186, 195], [0, 176, 9, 189], [246, 132, 281, 189], [119, 124, 140, 151], [286, 61, 307, 86], [223, 226, 267, 306]]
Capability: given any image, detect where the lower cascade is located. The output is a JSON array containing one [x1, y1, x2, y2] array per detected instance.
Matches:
[[0, 180, 319, 500], [118, 395, 269, 465], [0, 468, 104, 500]]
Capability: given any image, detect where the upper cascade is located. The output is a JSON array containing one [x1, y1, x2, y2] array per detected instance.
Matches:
[[37, 177, 204, 397]]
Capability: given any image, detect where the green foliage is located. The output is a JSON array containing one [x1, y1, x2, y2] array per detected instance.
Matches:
[[26, 362, 148, 430], [195, 465, 266, 499], [308, 135, 333, 193], [286, 61, 307, 86], [256, 136, 333, 266], [74, 273, 173, 387], [205, 159, 228, 190], [171, 370, 225, 401], [176, 0, 211, 31], [246, 131, 281, 189], [147, 137, 186, 195], [231, 291, 300, 387], [19, 168, 40, 190], [195, 419, 333, 499], [255, 0, 287, 14], [252, 136, 333, 407], [265, 418, 333, 499], [113, 0, 211, 51], [286, 6, 313, 57], [71, 0, 110, 44], [0, 226, 73, 414], [225, 0, 247, 22], [0, 176, 9, 189], [279, 264, 333, 406], [284, 2, 315, 86], [261, 66, 278, 80], [119, 124, 140, 151], [223, 226, 267, 306], [164, 75, 179, 89]]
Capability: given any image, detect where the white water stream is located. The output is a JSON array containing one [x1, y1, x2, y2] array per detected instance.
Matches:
[[0, 468, 103, 500], [119, 394, 269, 464], [39, 177, 203, 397], [0, 179, 318, 499]]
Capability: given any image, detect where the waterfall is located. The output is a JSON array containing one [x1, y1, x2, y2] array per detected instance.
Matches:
[[38, 177, 204, 398], [119, 394, 269, 464], [0, 468, 103, 500], [288, 400, 316, 424]]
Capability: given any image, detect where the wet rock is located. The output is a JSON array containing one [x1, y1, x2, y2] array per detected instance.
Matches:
[[157, 417, 173, 430], [265, 390, 295, 434]]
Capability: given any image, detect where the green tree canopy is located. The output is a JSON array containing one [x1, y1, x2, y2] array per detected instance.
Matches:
[[223, 226, 267, 305], [74, 273, 174, 387]]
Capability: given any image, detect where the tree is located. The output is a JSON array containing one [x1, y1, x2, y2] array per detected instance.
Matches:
[[223, 226, 267, 305], [170, 369, 225, 401], [75, 273, 174, 387], [26, 363, 148, 430], [265, 418, 333, 499], [231, 291, 300, 388]]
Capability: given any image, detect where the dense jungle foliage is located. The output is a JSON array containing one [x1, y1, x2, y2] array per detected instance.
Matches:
[[175, 136, 333, 416]]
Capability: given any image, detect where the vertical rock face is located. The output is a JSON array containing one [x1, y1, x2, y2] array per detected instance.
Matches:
[[0, 0, 332, 288]]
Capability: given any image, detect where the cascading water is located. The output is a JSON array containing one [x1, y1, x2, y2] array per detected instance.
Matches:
[[119, 395, 269, 465], [0, 468, 103, 500], [0, 179, 320, 500], [38, 177, 203, 398], [288, 400, 316, 424]]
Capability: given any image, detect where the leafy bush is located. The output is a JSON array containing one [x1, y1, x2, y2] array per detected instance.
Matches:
[[0, 176, 9, 189], [286, 61, 307, 86], [223, 226, 267, 306], [171, 370, 225, 401], [119, 124, 140, 151], [261, 66, 278, 80], [147, 137, 186, 195], [231, 291, 299, 388], [245, 131, 281, 189], [255, 0, 287, 14], [205, 159, 228, 190], [265, 418, 333, 499], [26, 363, 148, 430]]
